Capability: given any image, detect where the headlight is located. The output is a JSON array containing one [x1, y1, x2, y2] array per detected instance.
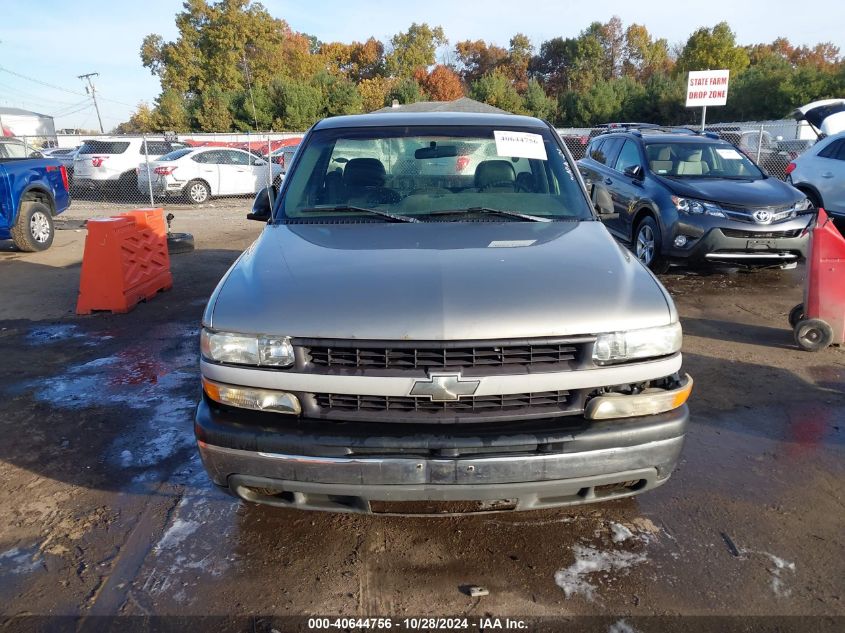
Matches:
[[200, 328, 295, 367], [791, 198, 812, 212], [671, 196, 725, 218], [593, 322, 682, 363]]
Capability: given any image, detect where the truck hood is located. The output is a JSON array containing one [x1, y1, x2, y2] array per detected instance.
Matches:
[[207, 220, 675, 340], [655, 175, 803, 209]]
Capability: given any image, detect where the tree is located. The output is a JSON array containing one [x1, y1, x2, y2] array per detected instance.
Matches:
[[113, 103, 157, 133], [195, 83, 233, 131], [418, 65, 464, 101], [269, 79, 324, 131], [230, 84, 274, 130], [676, 22, 750, 76], [454, 39, 508, 85], [155, 89, 190, 131], [470, 69, 525, 113], [523, 78, 556, 121], [386, 23, 447, 78], [623, 24, 672, 80], [359, 76, 397, 111], [505, 33, 533, 91], [388, 78, 425, 104]]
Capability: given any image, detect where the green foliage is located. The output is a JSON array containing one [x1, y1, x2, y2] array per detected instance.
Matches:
[[386, 23, 447, 79], [127, 4, 844, 132], [676, 22, 750, 76], [470, 70, 525, 114]]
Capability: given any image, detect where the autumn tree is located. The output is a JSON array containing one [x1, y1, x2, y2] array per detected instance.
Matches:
[[418, 65, 464, 101], [454, 39, 508, 84]]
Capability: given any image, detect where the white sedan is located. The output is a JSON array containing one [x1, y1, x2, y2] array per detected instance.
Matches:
[[137, 147, 283, 204]]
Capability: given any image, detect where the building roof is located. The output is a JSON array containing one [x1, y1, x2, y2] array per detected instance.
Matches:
[[0, 106, 53, 118], [315, 111, 544, 130], [373, 97, 509, 114]]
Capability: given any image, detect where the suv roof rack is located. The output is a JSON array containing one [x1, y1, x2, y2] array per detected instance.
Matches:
[[598, 123, 700, 137]]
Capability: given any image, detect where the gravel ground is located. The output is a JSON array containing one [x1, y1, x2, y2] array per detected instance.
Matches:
[[0, 198, 842, 631]]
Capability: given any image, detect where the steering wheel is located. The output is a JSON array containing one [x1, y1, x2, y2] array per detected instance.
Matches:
[[479, 181, 516, 192]]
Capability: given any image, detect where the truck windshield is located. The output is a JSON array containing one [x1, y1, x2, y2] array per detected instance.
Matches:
[[645, 141, 764, 179], [279, 125, 591, 222]]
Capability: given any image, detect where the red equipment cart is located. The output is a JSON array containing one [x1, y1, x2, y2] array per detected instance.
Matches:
[[789, 208, 845, 351]]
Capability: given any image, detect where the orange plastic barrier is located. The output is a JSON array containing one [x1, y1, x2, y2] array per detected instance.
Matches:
[[76, 208, 173, 315]]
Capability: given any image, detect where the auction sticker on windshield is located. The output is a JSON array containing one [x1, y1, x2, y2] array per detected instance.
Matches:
[[494, 130, 547, 160], [716, 148, 743, 160]]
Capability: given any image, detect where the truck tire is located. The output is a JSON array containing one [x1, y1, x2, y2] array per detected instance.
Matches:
[[167, 232, 195, 254], [794, 318, 833, 352], [11, 202, 54, 252]]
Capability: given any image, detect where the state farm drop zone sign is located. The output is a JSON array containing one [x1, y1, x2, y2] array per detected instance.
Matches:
[[685, 70, 730, 107]]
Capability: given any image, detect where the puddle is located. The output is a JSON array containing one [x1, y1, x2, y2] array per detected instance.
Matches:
[[0, 544, 43, 575], [554, 518, 659, 602], [140, 462, 239, 603], [23, 322, 199, 470]]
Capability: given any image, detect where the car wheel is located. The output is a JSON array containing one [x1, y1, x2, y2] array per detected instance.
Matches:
[[11, 202, 54, 252], [634, 216, 669, 273], [799, 188, 822, 210], [788, 303, 804, 328], [116, 171, 137, 201], [185, 180, 210, 204], [167, 232, 195, 254], [794, 318, 833, 351]]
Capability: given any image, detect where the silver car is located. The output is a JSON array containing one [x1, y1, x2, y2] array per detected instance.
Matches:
[[196, 112, 692, 514], [787, 131, 845, 218]]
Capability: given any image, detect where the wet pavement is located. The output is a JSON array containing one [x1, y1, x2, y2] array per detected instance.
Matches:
[[0, 211, 843, 629]]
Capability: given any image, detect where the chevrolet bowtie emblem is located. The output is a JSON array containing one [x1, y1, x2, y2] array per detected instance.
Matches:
[[409, 373, 480, 402]]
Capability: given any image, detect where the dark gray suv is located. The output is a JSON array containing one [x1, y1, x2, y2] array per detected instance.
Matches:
[[578, 124, 813, 272]]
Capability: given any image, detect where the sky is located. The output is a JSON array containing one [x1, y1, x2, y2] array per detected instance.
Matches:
[[1, 0, 843, 131]]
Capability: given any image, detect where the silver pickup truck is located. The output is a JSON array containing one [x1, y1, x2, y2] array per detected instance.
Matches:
[[195, 112, 692, 514]]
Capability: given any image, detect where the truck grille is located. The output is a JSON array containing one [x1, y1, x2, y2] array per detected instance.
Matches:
[[306, 341, 585, 370], [314, 390, 571, 413]]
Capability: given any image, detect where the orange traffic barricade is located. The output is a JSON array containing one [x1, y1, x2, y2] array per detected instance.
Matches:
[[76, 208, 173, 315]]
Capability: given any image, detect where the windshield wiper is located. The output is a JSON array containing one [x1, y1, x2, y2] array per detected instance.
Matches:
[[427, 207, 553, 223], [298, 205, 419, 223]]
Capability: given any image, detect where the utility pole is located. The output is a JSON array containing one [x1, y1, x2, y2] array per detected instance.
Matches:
[[77, 72, 104, 133]]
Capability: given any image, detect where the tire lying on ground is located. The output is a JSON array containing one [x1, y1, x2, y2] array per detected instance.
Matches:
[[167, 232, 195, 254]]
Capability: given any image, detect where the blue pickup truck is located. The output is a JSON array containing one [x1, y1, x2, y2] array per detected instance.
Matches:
[[0, 138, 71, 251]]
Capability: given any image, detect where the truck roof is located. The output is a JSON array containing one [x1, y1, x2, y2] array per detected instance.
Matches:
[[313, 111, 548, 130]]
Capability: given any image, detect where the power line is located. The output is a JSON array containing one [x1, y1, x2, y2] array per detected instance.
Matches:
[[0, 65, 87, 97]]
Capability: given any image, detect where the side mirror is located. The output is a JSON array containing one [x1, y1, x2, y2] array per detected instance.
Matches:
[[623, 165, 643, 180], [253, 159, 266, 166], [247, 186, 275, 221]]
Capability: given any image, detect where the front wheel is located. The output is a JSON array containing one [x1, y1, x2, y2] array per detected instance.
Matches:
[[634, 216, 670, 273], [794, 318, 833, 352], [185, 180, 210, 205], [11, 202, 54, 252]]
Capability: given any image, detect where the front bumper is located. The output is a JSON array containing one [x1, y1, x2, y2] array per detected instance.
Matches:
[[195, 398, 688, 513], [666, 217, 811, 265]]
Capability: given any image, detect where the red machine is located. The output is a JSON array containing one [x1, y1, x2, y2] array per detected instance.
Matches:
[[789, 208, 845, 351]]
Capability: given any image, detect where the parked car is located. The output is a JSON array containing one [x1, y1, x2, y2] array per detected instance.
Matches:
[[266, 144, 300, 173], [73, 137, 182, 195], [793, 99, 845, 137], [195, 111, 692, 514], [577, 124, 812, 272], [41, 146, 81, 183], [0, 143, 71, 251], [786, 131, 845, 220], [137, 147, 283, 204], [0, 138, 43, 159]]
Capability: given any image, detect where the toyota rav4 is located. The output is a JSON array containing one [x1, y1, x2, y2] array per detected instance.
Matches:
[[195, 112, 692, 514]]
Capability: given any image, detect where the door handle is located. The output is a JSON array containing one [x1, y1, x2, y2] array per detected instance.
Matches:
[[604, 178, 613, 185], [822, 172, 834, 178]]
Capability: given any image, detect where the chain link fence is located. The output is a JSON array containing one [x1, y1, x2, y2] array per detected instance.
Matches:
[[9, 119, 819, 218], [14, 131, 303, 217], [556, 119, 819, 181]]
